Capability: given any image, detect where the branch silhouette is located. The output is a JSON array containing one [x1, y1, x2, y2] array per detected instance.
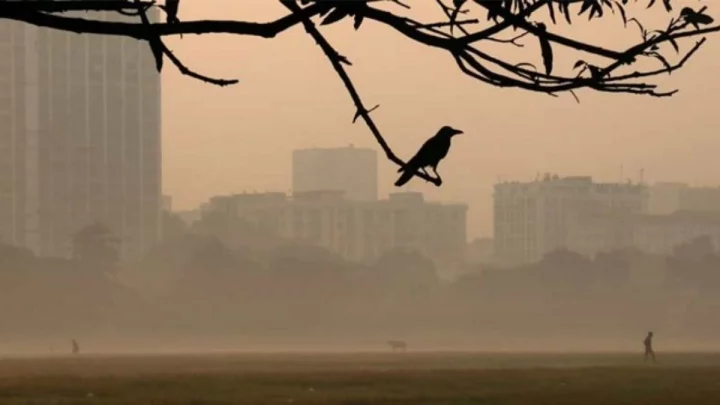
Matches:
[[280, 0, 441, 185], [2, 0, 717, 186]]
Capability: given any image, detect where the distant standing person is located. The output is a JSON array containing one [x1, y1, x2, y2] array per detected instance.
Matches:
[[71, 339, 80, 355], [644, 331, 655, 363]]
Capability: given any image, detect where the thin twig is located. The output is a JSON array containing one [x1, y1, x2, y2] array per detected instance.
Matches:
[[0, 0, 717, 185]]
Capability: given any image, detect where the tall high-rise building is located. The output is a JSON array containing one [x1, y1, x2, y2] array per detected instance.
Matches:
[[0, 10, 161, 260], [292, 145, 378, 201]]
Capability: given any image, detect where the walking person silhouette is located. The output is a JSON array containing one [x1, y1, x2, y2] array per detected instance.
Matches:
[[644, 331, 656, 363]]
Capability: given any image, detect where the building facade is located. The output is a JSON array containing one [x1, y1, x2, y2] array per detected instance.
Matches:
[[201, 191, 468, 263], [493, 175, 648, 265], [632, 211, 720, 254], [648, 182, 687, 215], [0, 11, 161, 260], [566, 210, 720, 256], [649, 182, 720, 215], [292, 146, 378, 201]]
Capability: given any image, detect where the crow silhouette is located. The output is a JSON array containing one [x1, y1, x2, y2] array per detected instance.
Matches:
[[394, 126, 463, 187]]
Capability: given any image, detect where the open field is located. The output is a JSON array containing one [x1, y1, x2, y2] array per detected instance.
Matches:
[[1, 352, 720, 404]]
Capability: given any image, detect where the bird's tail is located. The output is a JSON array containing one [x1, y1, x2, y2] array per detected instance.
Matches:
[[394, 168, 415, 187]]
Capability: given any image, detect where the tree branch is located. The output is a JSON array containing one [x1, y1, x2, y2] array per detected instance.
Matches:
[[1, 0, 718, 186], [0, 1, 327, 40], [280, 0, 441, 186]]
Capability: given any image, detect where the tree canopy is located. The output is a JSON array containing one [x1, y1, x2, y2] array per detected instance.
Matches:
[[3, 0, 717, 185]]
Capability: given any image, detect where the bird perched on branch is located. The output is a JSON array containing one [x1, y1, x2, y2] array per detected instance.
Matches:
[[394, 126, 463, 187]]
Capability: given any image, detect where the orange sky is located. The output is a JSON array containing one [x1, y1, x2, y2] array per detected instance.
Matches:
[[160, 1, 720, 238]]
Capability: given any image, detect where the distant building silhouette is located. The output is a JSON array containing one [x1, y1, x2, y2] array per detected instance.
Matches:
[[562, 209, 720, 258], [493, 175, 648, 265], [0, 10, 162, 260], [649, 182, 720, 215], [162, 195, 173, 212], [292, 146, 378, 202], [465, 237, 494, 264], [200, 190, 467, 263], [494, 177, 720, 262], [175, 209, 202, 228], [632, 211, 720, 254], [648, 182, 688, 215]]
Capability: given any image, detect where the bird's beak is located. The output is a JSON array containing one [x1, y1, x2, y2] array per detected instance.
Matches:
[[452, 129, 464, 135]]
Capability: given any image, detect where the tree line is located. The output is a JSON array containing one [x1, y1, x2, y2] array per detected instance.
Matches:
[[1, 214, 719, 347]]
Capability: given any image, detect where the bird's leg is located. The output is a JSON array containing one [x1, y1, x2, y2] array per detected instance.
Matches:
[[433, 168, 443, 186], [431, 165, 440, 179], [419, 167, 433, 183]]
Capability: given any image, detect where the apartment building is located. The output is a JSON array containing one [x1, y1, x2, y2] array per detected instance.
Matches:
[[201, 191, 468, 263], [493, 175, 648, 265]]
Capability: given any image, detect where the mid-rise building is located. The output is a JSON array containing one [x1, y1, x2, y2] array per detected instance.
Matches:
[[497, 178, 720, 261], [566, 210, 720, 256], [292, 145, 378, 201], [200, 191, 467, 263], [0, 10, 161, 260], [649, 182, 720, 215], [493, 175, 648, 265], [648, 182, 687, 215], [633, 211, 720, 254]]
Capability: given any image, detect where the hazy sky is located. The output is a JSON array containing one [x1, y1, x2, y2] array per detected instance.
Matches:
[[160, 1, 720, 238]]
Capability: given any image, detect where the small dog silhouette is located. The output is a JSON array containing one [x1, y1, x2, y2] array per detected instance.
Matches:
[[387, 340, 407, 352]]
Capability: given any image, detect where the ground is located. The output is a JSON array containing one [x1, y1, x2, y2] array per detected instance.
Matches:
[[1, 352, 719, 404]]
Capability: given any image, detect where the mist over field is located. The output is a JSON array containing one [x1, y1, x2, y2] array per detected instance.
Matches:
[[2, 227, 719, 356]]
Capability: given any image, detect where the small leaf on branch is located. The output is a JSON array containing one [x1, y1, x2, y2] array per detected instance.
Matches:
[[536, 23, 553, 75], [649, 52, 672, 74], [680, 7, 715, 29], [353, 13, 365, 30], [321, 7, 351, 26], [663, 0, 672, 12], [559, 1, 572, 24], [579, 0, 604, 20], [617, 4, 628, 27], [547, 2, 557, 24]]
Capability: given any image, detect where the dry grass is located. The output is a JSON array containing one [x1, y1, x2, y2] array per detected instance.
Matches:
[[0, 352, 719, 404]]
